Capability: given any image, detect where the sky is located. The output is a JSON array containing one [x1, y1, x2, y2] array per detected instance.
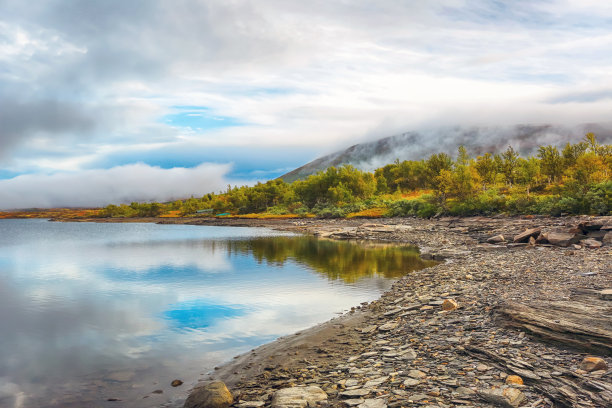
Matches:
[[1, 0, 612, 208]]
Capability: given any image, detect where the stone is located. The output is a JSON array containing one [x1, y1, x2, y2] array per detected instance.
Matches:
[[487, 235, 505, 244], [579, 357, 608, 372], [340, 389, 371, 399], [442, 299, 458, 311], [513, 228, 541, 243], [403, 378, 420, 387], [599, 289, 612, 300], [171, 379, 183, 387], [344, 399, 365, 406], [476, 364, 490, 372], [581, 238, 602, 249], [364, 376, 388, 388], [542, 232, 581, 247], [271, 386, 327, 408], [479, 387, 526, 408], [398, 349, 417, 360], [505, 375, 523, 385], [603, 231, 612, 245], [185, 381, 233, 408], [236, 402, 265, 408], [378, 322, 398, 332], [407, 370, 427, 379], [456, 387, 476, 396], [358, 399, 387, 408], [361, 325, 378, 334]]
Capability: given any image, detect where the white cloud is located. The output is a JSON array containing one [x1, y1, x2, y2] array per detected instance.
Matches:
[[0, 162, 232, 209]]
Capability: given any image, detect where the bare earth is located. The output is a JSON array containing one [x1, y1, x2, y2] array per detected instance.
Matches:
[[64, 215, 612, 407]]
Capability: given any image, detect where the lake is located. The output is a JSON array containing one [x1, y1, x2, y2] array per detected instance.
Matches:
[[0, 219, 434, 407]]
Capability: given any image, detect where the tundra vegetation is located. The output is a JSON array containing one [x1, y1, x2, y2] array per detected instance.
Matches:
[[99, 134, 611, 219]]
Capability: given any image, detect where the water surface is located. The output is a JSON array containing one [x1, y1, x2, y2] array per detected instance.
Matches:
[[0, 219, 434, 407]]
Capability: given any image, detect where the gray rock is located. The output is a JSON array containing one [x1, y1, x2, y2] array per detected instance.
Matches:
[[344, 398, 365, 406], [478, 388, 526, 408], [358, 399, 387, 408], [407, 394, 428, 401], [364, 376, 388, 388], [456, 387, 476, 396], [270, 386, 327, 408], [403, 378, 420, 387], [542, 232, 581, 247], [185, 381, 233, 408], [603, 231, 612, 245], [407, 370, 426, 379], [378, 322, 399, 332], [340, 389, 371, 398], [236, 402, 265, 408]]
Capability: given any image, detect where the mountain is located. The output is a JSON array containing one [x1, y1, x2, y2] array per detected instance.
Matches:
[[280, 123, 612, 182]]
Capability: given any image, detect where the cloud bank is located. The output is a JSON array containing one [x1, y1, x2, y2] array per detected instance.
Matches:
[[0, 163, 231, 209]]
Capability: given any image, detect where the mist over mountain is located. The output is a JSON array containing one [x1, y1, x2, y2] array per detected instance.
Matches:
[[280, 124, 612, 182]]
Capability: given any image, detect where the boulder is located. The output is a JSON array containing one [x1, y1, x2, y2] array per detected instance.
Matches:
[[487, 234, 505, 244], [579, 357, 607, 372], [184, 381, 233, 408], [542, 232, 581, 247], [581, 239, 602, 249], [603, 232, 612, 245], [513, 228, 541, 243], [271, 386, 328, 408]]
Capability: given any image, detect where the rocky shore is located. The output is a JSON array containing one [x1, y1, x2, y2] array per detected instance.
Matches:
[[173, 215, 611, 408]]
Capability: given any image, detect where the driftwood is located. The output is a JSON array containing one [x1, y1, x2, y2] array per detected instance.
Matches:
[[497, 289, 612, 355], [464, 345, 612, 407]]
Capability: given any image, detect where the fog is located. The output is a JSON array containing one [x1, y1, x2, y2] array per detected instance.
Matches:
[[0, 162, 232, 209]]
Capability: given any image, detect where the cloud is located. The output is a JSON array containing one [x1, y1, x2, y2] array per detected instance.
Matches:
[[2, 0, 612, 199], [0, 162, 232, 209]]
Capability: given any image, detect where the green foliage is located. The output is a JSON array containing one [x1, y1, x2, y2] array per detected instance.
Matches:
[[99, 134, 611, 219]]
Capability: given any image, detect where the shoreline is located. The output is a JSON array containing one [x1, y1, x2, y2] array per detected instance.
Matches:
[[178, 216, 611, 408], [49, 215, 612, 407], [57, 215, 611, 407]]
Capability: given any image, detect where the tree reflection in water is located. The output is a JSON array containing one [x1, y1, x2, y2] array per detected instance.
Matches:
[[227, 236, 438, 283]]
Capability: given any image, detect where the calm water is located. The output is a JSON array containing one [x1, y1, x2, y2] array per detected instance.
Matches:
[[0, 219, 434, 407]]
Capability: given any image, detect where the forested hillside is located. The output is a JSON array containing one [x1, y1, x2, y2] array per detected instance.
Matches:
[[101, 134, 611, 218]]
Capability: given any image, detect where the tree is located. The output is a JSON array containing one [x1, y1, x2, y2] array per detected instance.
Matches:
[[500, 146, 519, 185], [538, 145, 562, 183]]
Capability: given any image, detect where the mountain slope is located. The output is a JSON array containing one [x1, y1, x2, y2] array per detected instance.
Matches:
[[280, 124, 612, 182]]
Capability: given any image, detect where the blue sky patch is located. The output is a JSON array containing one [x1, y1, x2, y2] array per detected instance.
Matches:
[[162, 106, 244, 130], [163, 300, 245, 330]]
